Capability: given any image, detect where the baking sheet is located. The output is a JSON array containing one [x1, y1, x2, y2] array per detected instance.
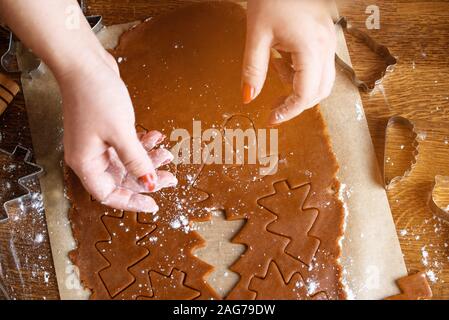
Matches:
[[18, 6, 407, 300]]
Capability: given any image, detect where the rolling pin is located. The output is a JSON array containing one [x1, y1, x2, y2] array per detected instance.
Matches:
[[0, 72, 20, 115]]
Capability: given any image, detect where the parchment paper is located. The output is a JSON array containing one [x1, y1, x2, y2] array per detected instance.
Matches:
[[18, 9, 407, 300]]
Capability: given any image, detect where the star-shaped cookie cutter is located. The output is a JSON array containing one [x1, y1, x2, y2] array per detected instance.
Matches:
[[1, 0, 103, 74], [0, 146, 44, 223]]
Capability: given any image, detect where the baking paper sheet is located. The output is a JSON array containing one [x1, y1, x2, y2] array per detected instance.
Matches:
[[18, 7, 407, 300]]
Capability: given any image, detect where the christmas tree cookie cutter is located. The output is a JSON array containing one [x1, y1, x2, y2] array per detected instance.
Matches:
[[334, 17, 397, 93], [0, 146, 44, 222]]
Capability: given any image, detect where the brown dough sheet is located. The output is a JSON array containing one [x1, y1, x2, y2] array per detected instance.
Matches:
[[68, 2, 346, 300]]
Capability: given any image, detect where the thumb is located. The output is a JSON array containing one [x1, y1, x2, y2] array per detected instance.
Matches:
[[111, 130, 157, 189], [242, 29, 272, 104]]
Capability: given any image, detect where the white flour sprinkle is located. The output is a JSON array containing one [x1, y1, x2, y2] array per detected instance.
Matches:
[[34, 233, 44, 244], [426, 270, 437, 283], [307, 280, 318, 295], [170, 219, 182, 229], [421, 247, 429, 266]]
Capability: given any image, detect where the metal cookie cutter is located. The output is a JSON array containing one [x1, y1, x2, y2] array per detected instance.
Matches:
[[383, 116, 420, 190], [0, 146, 44, 222], [335, 17, 397, 93], [1, 1, 103, 74]]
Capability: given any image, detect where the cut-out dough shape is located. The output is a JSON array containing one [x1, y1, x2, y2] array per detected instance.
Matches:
[[249, 262, 308, 300], [96, 212, 156, 298], [147, 269, 201, 300], [258, 181, 320, 266], [385, 272, 432, 300]]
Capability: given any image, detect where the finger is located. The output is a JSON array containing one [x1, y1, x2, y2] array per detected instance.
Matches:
[[271, 57, 294, 86], [110, 130, 157, 186], [102, 188, 159, 213], [269, 51, 322, 124], [140, 130, 165, 151], [242, 29, 272, 104], [121, 175, 144, 193], [105, 148, 127, 185], [153, 170, 178, 192], [75, 159, 153, 213], [318, 50, 336, 100], [122, 169, 178, 193], [149, 148, 174, 169]]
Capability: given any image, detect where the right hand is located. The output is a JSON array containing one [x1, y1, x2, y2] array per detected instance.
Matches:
[[243, 0, 337, 124], [59, 50, 177, 213]]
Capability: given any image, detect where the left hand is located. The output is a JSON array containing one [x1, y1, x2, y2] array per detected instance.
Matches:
[[242, 0, 337, 124]]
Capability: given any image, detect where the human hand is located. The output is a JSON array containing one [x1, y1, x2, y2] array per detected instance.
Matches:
[[242, 0, 336, 124], [59, 51, 177, 213]]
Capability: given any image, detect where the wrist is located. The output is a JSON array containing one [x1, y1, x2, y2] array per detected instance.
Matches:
[[52, 46, 112, 84]]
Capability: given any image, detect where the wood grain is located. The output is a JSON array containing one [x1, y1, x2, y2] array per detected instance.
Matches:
[[0, 0, 448, 299]]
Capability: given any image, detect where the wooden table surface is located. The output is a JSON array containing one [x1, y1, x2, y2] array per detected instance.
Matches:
[[0, 0, 448, 300]]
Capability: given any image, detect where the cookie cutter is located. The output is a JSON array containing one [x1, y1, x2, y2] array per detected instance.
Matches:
[[0, 1, 103, 74], [334, 17, 397, 93], [383, 116, 419, 190], [0, 146, 44, 223], [428, 175, 449, 224]]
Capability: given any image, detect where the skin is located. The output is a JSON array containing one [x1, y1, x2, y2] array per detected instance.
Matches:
[[0, 0, 336, 212], [243, 0, 336, 124]]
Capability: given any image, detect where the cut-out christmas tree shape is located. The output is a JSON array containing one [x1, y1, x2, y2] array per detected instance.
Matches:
[[96, 212, 156, 298], [249, 261, 308, 300], [0, 146, 43, 222], [258, 181, 320, 266], [193, 211, 245, 298], [227, 208, 302, 300], [144, 269, 200, 300], [249, 262, 330, 300]]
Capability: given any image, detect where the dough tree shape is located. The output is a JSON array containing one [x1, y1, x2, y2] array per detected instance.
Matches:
[[249, 261, 308, 300], [147, 269, 200, 300], [95, 212, 156, 298], [259, 181, 320, 266]]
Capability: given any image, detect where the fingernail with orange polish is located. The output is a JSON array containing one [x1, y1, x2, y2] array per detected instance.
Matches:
[[139, 172, 158, 192], [242, 83, 255, 104]]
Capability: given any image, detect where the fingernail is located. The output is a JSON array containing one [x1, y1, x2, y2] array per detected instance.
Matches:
[[268, 110, 286, 125], [242, 83, 255, 104], [139, 172, 158, 192]]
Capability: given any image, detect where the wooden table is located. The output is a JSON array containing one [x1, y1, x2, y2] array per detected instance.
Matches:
[[0, 0, 448, 300]]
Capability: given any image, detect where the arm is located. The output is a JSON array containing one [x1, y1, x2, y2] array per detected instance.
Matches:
[[0, 0, 108, 79], [0, 0, 177, 212], [242, 0, 336, 124]]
